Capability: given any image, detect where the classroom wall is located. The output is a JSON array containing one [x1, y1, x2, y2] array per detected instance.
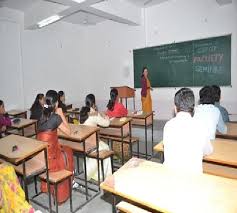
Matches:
[[0, 8, 24, 110], [82, 20, 146, 111], [21, 22, 87, 108]]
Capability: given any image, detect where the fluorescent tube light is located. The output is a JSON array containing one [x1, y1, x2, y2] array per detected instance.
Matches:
[[37, 15, 62, 28], [71, 0, 86, 3]]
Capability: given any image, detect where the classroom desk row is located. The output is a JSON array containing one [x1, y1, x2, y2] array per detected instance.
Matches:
[[0, 135, 52, 211], [7, 108, 155, 161], [0, 124, 100, 212], [101, 157, 237, 213], [153, 138, 237, 168], [99, 125, 237, 213]]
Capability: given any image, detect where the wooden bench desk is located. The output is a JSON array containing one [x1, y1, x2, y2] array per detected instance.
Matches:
[[217, 122, 237, 140], [101, 158, 237, 213], [154, 138, 237, 179], [58, 124, 100, 204], [127, 111, 154, 159], [7, 109, 27, 119], [0, 135, 52, 211], [7, 118, 37, 137], [154, 138, 237, 167], [66, 108, 80, 114], [66, 104, 73, 110], [99, 117, 132, 165], [66, 108, 80, 123]]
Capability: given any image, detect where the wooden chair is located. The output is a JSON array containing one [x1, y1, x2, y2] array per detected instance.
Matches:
[[88, 149, 114, 181], [0, 157, 46, 200], [99, 135, 140, 160], [116, 201, 151, 213], [59, 139, 114, 182], [39, 170, 73, 213]]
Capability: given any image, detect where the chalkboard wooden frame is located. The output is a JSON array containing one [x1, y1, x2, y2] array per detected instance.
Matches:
[[133, 34, 231, 88]]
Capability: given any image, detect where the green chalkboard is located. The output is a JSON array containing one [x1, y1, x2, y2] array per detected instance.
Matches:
[[133, 35, 231, 88]]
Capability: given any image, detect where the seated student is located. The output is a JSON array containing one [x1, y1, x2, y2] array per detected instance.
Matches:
[[0, 163, 36, 213], [0, 100, 11, 137], [106, 88, 128, 118], [30, 93, 45, 121], [163, 88, 213, 174], [212, 85, 229, 122], [37, 90, 74, 204], [85, 93, 98, 113], [80, 94, 112, 180], [58, 91, 67, 113], [194, 86, 227, 140]]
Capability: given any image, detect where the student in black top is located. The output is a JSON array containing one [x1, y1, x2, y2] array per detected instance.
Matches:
[[58, 91, 67, 113], [30, 93, 45, 121], [37, 90, 73, 203]]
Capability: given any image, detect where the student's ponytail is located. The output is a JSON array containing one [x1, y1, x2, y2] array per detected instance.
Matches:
[[43, 90, 58, 120], [79, 106, 90, 124], [107, 88, 118, 111]]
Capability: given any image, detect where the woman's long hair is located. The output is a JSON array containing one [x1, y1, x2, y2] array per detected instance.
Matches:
[[85, 94, 96, 109], [141, 66, 148, 78], [107, 88, 118, 111], [30, 94, 44, 112], [79, 106, 90, 124], [58, 90, 64, 101], [43, 90, 58, 120]]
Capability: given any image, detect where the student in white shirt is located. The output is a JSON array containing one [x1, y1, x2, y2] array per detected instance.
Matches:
[[194, 86, 227, 140], [79, 94, 112, 181], [163, 88, 213, 174]]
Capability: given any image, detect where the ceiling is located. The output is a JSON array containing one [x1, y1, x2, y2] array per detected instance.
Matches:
[[0, 0, 233, 29], [127, 0, 169, 7]]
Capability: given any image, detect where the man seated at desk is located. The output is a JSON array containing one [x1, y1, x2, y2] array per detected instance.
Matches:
[[163, 88, 213, 174]]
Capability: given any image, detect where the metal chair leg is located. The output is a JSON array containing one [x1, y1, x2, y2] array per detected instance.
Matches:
[[76, 156, 80, 175], [101, 159, 105, 181], [68, 178, 73, 212], [137, 140, 140, 158], [83, 154, 89, 200], [129, 142, 133, 159], [55, 183, 58, 213], [111, 156, 114, 173], [34, 176, 38, 195]]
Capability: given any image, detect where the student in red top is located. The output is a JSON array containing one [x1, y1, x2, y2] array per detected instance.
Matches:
[[106, 88, 128, 118]]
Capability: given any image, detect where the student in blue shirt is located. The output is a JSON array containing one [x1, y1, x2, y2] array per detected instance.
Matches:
[[212, 85, 229, 122], [194, 86, 227, 140]]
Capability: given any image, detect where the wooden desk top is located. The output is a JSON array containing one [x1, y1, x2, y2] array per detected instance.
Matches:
[[66, 104, 73, 109], [217, 122, 237, 140], [107, 117, 132, 128], [0, 135, 47, 165], [154, 138, 237, 167], [58, 124, 99, 142], [101, 158, 237, 213], [127, 111, 153, 119], [7, 109, 27, 116], [11, 118, 37, 129], [66, 108, 80, 114]]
